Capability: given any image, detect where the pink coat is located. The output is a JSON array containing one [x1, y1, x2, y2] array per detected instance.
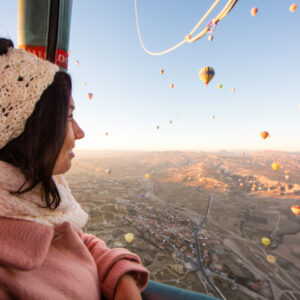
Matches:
[[0, 217, 149, 300]]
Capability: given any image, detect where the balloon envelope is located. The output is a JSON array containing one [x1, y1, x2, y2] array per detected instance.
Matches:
[[199, 66, 215, 86], [208, 35, 213, 42], [289, 4, 297, 12], [218, 84, 222, 89], [272, 163, 280, 171], [267, 255, 276, 263], [145, 173, 150, 179], [88, 93, 93, 100], [160, 69, 164, 75], [170, 83, 174, 88], [125, 233, 134, 243], [260, 131, 269, 139], [251, 7, 258, 16], [291, 205, 300, 216], [261, 237, 271, 246]]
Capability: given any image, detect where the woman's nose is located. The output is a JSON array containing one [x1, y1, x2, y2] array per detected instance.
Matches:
[[73, 120, 85, 140]]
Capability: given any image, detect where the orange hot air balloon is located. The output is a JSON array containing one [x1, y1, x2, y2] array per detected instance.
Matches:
[[260, 131, 269, 139], [267, 255, 276, 264], [251, 7, 258, 16], [289, 4, 297, 12], [160, 69, 164, 75], [291, 205, 300, 216], [88, 93, 93, 100], [272, 162, 280, 171], [170, 83, 174, 88]]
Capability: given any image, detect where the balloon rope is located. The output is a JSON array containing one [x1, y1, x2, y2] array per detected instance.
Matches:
[[189, 0, 221, 36], [134, 0, 239, 56], [134, 0, 186, 55], [188, 0, 238, 42]]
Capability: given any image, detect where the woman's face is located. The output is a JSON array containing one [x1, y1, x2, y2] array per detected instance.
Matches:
[[53, 97, 85, 175]]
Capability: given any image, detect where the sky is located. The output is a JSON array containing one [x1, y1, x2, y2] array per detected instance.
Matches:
[[1, 1, 300, 152]]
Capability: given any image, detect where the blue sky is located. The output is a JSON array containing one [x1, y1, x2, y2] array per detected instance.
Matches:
[[1, 1, 300, 151]]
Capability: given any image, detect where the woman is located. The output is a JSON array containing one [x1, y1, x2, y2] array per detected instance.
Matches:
[[0, 38, 149, 300]]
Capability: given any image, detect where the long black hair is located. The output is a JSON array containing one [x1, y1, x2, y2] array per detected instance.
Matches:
[[0, 38, 72, 210]]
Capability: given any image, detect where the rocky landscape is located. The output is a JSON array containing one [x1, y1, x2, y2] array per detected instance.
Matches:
[[65, 150, 300, 300]]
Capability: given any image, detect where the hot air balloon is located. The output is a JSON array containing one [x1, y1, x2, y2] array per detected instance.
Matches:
[[68, 50, 71, 55], [160, 69, 164, 75], [95, 167, 100, 173], [260, 131, 269, 139], [88, 93, 93, 100], [75, 60, 80, 66], [211, 115, 215, 119], [285, 175, 290, 180], [84, 82, 87, 86], [105, 168, 112, 175], [218, 84, 222, 89], [125, 233, 134, 243], [272, 163, 280, 171], [291, 205, 300, 216], [199, 67, 215, 86], [251, 7, 258, 16], [169, 120, 173, 124], [208, 35, 213, 42], [170, 83, 174, 88], [145, 173, 150, 179], [105, 132, 109, 136], [289, 3, 297, 12], [261, 237, 271, 246], [267, 255, 276, 263], [156, 125, 159, 130], [231, 88, 236, 92]]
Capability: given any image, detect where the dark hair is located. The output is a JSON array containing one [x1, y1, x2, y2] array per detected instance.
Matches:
[[0, 38, 72, 210]]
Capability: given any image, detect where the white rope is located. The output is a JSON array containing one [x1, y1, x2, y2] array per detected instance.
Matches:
[[134, 0, 239, 56]]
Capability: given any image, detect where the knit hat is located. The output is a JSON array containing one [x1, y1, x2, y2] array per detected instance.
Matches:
[[0, 47, 59, 149]]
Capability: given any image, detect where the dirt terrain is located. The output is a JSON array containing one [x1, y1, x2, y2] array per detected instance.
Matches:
[[65, 150, 300, 300]]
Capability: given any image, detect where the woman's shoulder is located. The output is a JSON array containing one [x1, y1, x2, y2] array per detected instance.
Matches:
[[0, 217, 54, 271]]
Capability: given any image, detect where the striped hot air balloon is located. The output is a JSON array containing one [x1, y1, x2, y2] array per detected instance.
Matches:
[[199, 66, 215, 86]]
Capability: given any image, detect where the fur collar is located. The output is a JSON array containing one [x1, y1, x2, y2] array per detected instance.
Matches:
[[0, 160, 88, 230]]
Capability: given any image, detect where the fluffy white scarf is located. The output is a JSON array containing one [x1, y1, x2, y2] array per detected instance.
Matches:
[[0, 160, 88, 230]]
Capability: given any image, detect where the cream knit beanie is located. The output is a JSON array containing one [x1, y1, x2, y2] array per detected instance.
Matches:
[[0, 47, 59, 149]]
